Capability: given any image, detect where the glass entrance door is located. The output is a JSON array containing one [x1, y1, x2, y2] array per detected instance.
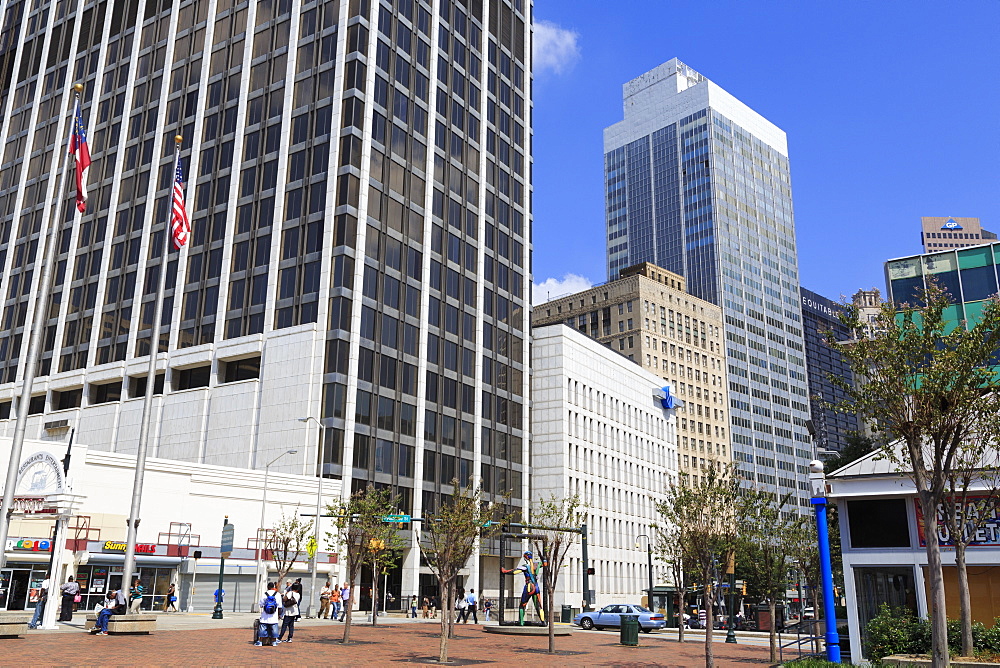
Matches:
[[0, 570, 11, 609]]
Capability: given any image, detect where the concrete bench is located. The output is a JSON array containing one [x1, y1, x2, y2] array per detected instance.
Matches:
[[85, 613, 157, 634], [0, 613, 31, 638]]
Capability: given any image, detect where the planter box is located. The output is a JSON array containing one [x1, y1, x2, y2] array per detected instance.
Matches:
[[883, 655, 1000, 668], [85, 613, 157, 635], [0, 613, 31, 638]]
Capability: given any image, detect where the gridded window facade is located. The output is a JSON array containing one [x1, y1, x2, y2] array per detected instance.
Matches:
[[0, 0, 531, 526], [603, 61, 811, 506]]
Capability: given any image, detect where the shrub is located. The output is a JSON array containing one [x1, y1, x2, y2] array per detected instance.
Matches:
[[864, 605, 928, 664], [979, 618, 1000, 655]]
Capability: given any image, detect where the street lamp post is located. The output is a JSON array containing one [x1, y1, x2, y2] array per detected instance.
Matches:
[[298, 416, 324, 619], [809, 460, 841, 663], [255, 449, 297, 609], [635, 534, 654, 612]]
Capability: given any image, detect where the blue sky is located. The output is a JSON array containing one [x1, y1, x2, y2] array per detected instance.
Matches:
[[529, 1, 1000, 304]]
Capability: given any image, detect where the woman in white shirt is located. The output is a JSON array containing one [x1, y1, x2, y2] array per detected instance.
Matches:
[[278, 583, 301, 643]]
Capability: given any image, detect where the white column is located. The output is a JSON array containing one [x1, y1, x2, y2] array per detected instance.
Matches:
[[39, 516, 68, 630]]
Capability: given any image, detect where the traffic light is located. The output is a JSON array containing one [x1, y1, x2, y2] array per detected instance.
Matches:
[[741, 582, 747, 595], [586, 567, 595, 575]]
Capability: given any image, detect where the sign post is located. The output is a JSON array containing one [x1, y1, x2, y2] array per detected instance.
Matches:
[[809, 461, 841, 663], [214, 518, 233, 620]]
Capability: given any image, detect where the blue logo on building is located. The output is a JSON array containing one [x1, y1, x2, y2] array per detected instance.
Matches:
[[942, 219, 963, 230]]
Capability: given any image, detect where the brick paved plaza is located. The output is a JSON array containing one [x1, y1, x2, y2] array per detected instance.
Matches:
[[4, 621, 776, 667]]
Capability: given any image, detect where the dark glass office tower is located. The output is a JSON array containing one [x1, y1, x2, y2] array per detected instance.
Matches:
[[0, 0, 531, 596], [799, 288, 858, 454], [604, 59, 812, 507]]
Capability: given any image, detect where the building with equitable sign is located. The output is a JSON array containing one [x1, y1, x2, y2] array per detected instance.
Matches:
[[827, 446, 1000, 664]]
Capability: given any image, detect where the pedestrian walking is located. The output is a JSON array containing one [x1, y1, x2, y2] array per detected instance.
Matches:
[[330, 583, 342, 621], [483, 597, 493, 622], [58, 576, 80, 622], [28, 575, 49, 629], [421, 596, 430, 619], [278, 583, 301, 643], [464, 588, 478, 624], [339, 584, 350, 621], [128, 578, 144, 613], [455, 589, 468, 624], [410, 594, 418, 618], [319, 581, 332, 619], [431, 596, 438, 618], [255, 582, 284, 646], [164, 582, 178, 611]]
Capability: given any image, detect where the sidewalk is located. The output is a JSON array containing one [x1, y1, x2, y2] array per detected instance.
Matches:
[[3, 617, 775, 666]]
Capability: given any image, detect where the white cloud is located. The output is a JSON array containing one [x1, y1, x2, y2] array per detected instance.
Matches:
[[533, 20, 580, 75], [532, 273, 594, 305]]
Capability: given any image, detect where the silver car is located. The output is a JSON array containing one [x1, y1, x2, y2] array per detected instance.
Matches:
[[573, 604, 667, 632]]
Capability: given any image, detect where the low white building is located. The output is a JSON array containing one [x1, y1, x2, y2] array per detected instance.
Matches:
[[828, 449, 1000, 664], [0, 434, 340, 615], [530, 324, 679, 611]]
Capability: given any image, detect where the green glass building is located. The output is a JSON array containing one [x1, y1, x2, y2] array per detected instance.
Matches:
[[886, 243, 1000, 325]]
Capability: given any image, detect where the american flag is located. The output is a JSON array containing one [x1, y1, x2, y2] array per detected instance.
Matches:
[[68, 100, 91, 213], [171, 160, 190, 249]]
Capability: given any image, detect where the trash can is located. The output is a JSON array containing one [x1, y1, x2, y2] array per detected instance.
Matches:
[[561, 605, 572, 623], [620, 614, 640, 646]]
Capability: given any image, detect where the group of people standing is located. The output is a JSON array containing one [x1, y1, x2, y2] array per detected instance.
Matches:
[[318, 582, 350, 620], [254, 578, 303, 645]]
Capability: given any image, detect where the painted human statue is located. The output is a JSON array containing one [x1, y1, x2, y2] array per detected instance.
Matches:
[[501, 550, 545, 625]]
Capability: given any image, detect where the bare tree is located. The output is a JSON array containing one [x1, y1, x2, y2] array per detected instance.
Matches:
[[529, 494, 585, 654], [830, 283, 1000, 666], [267, 512, 313, 584], [657, 464, 742, 668], [327, 485, 403, 644], [419, 485, 507, 663]]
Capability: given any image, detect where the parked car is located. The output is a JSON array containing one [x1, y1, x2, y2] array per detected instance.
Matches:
[[572, 604, 666, 633]]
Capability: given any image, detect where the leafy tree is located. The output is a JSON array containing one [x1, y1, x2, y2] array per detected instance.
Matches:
[[655, 523, 692, 642], [738, 489, 796, 663], [829, 283, 1000, 666], [824, 433, 877, 473], [267, 512, 314, 584], [418, 486, 507, 663], [327, 485, 404, 644], [657, 463, 742, 668], [939, 447, 1000, 656], [529, 494, 585, 654]]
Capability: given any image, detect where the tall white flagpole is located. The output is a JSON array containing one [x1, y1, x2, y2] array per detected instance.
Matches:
[[0, 83, 85, 568], [121, 135, 184, 597]]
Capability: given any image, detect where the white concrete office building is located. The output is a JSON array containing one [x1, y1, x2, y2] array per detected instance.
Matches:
[[531, 324, 679, 610]]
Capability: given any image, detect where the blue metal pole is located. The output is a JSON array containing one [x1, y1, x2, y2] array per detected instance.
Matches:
[[812, 496, 840, 663]]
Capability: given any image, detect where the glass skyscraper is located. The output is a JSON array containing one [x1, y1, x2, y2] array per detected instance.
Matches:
[[0, 0, 530, 598], [800, 287, 859, 454], [604, 59, 812, 506]]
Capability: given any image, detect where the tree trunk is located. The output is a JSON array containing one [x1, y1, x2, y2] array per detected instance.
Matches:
[[956, 540, 974, 657], [342, 579, 355, 643], [678, 590, 686, 643], [768, 599, 777, 663], [704, 579, 714, 668], [372, 559, 379, 626], [438, 580, 450, 663], [920, 493, 950, 667], [547, 571, 555, 654]]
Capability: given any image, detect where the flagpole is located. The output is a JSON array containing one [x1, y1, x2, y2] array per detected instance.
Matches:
[[121, 135, 183, 598], [0, 83, 84, 569]]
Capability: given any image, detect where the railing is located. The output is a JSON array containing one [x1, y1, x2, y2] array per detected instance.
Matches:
[[779, 618, 824, 662]]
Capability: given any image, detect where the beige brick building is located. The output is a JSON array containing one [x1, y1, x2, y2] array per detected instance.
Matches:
[[921, 217, 996, 252], [532, 263, 730, 480]]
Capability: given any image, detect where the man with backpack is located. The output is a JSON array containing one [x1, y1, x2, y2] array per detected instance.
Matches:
[[255, 583, 284, 646]]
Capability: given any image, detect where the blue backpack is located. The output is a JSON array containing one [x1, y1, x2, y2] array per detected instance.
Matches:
[[263, 594, 278, 615]]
